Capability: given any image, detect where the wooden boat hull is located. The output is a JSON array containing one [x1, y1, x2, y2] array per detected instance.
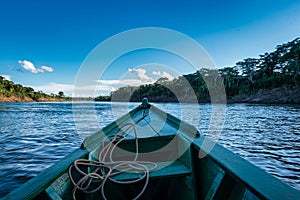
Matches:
[[2, 102, 300, 200]]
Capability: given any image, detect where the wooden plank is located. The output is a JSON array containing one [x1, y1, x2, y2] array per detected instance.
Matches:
[[139, 108, 177, 137], [45, 186, 62, 200], [213, 173, 237, 200], [228, 184, 247, 200], [192, 136, 300, 200], [2, 148, 88, 200], [204, 170, 225, 200], [45, 172, 72, 200], [128, 107, 181, 138], [243, 189, 260, 200], [90, 134, 179, 163], [94, 161, 191, 181], [82, 106, 142, 151], [150, 105, 200, 139], [191, 150, 224, 200]]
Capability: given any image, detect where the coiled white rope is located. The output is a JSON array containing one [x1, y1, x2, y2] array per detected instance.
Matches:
[[69, 120, 157, 200]]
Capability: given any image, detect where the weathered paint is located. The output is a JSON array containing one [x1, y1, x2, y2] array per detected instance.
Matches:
[[192, 136, 300, 200]]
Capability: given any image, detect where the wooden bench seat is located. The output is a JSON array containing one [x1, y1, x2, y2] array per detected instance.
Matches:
[[45, 160, 191, 200], [110, 160, 191, 181]]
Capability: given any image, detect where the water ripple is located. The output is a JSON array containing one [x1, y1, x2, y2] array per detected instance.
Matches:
[[0, 102, 299, 197]]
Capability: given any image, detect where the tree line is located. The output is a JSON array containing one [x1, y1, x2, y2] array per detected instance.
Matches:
[[99, 37, 300, 103], [221, 37, 300, 95], [0, 77, 68, 101]]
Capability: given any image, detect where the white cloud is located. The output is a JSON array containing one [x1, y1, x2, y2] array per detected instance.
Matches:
[[96, 79, 147, 86], [152, 71, 175, 80], [128, 68, 154, 83], [28, 68, 177, 97], [18, 60, 38, 73], [94, 68, 176, 96], [1, 75, 12, 81], [95, 80, 122, 85], [18, 60, 54, 73], [90, 68, 176, 97], [31, 83, 114, 97], [73, 84, 116, 97], [31, 83, 74, 95], [40, 66, 54, 72]]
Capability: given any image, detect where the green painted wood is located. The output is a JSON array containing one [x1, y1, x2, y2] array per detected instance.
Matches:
[[150, 105, 200, 138], [126, 107, 182, 138], [2, 148, 88, 200], [45, 186, 62, 200], [90, 134, 179, 163], [191, 149, 226, 200], [213, 173, 237, 200], [83, 105, 142, 151], [228, 184, 247, 200], [45, 172, 73, 200], [243, 189, 261, 200], [178, 135, 193, 168], [84, 103, 300, 200], [204, 169, 225, 200], [177, 136, 197, 199], [137, 108, 186, 137], [101, 161, 191, 181], [192, 136, 300, 200]]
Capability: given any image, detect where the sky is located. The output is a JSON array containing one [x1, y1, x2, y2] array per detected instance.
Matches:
[[1, 0, 300, 96]]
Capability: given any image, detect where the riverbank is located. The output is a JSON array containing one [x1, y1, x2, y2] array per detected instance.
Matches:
[[104, 86, 300, 104], [2, 86, 300, 104], [0, 95, 67, 102], [229, 86, 300, 104]]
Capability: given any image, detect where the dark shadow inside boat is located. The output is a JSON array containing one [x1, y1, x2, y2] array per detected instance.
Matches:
[[37, 133, 197, 200]]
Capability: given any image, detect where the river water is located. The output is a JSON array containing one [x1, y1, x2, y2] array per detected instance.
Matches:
[[0, 102, 299, 196]]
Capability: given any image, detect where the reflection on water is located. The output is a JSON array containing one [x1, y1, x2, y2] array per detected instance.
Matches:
[[0, 102, 299, 196]]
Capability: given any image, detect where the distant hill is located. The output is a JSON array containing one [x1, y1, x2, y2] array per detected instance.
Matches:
[[98, 37, 300, 104], [0, 76, 69, 102]]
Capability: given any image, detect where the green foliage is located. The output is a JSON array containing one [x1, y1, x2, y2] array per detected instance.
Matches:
[[58, 91, 64, 97], [94, 96, 111, 101], [98, 37, 300, 102], [0, 77, 69, 101]]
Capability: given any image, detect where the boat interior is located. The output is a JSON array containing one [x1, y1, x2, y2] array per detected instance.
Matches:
[[39, 105, 263, 200]]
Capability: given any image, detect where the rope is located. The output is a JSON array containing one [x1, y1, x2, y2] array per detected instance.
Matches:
[[68, 110, 157, 200]]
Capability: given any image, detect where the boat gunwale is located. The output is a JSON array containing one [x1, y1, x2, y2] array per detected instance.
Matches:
[[191, 135, 300, 200], [2, 148, 89, 200], [82, 105, 142, 151]]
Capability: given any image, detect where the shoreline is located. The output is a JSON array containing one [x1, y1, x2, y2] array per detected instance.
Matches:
[[0, 95, 68, 103], [1, 100, 299, 105], [1, 86, 300, 105], [228, 87, 300, 104]]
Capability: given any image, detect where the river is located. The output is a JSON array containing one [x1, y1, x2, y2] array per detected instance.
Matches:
[[0, 102, 299, 197]]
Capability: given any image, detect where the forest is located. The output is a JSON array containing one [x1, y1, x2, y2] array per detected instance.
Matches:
[[0, 77, 68, 102], [107, 37, 300, 104], [2, 37, 299, 103]]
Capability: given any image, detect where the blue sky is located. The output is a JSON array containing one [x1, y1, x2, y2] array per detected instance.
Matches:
[[1, 0, 300, 96]]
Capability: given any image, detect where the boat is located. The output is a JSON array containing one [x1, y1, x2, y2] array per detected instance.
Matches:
[[2, 99, 300, 200]]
